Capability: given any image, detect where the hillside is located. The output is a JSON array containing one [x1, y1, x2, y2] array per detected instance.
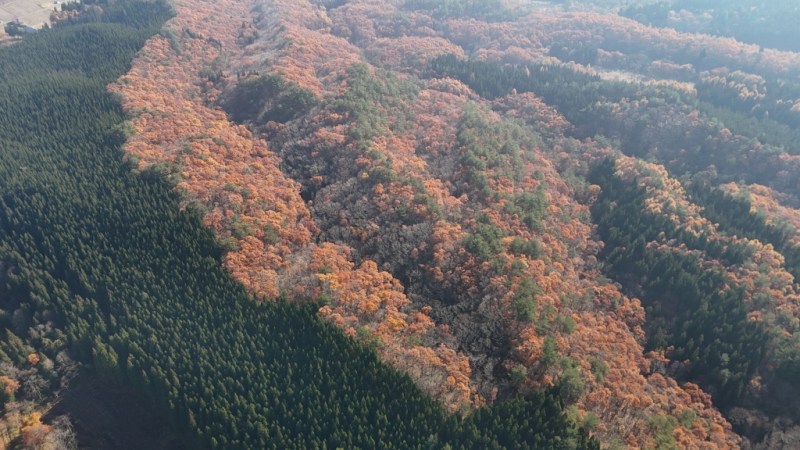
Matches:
[[1, 0, 800, 449], [0, 0, 599, 449]]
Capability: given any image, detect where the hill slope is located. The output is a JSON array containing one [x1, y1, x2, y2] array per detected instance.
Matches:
[[4, 0, 800, 448], [109, 0, 800, 448]]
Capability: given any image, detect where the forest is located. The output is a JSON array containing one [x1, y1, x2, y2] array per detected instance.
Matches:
[[430, 38, 800, 419], [622, 1, 800, 53], [0, 0, 598, 448], [3, 0, 800, 448]]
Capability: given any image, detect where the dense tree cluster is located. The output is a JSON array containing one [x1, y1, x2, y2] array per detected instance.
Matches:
[[589, 159, 768, 408], [430, 54, 800, 205], [43, 0, 798, 447], [203, 0, 770, 447], [695, 73, 800, 132], [110, 0, 484, 410], [428, 54, 639, 131], [687, 181, 800, 280], [222, 73, 318, 125], [0, 1, 601, 448], [402, 0, 521, 22], [427, 44, 800, 441], [622, 0, 800, 53]]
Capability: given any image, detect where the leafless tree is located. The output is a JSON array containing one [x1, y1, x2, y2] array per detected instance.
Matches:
[[21, 374, 48, 402], [55, 351, 80, 390], [44, 415, 78, 450]]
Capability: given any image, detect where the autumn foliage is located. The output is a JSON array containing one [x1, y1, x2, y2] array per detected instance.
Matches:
[[111, 0, 800, 447], [110, 0, 480, 411]]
